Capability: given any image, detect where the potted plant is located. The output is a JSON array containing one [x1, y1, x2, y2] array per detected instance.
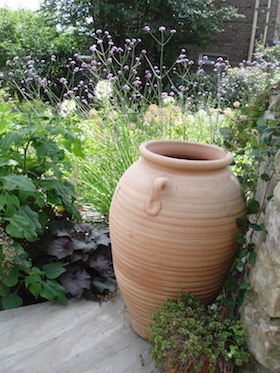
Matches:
[[150, 292, 250, 373]]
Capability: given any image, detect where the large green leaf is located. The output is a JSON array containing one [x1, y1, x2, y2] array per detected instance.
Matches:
[[0, 103, 13, 134], [0, 192, 19, 213], [40, 279, 67, 304], [18, 205, 41, 230], [36, 141, 64, 162], [2, 293, 23, 309], [0, 132, 22, 153], [2, 267, 20, 287], [6, 206, 41, 241], [0, 158, 18, 167], [42, 262, 67, 280], [0, 174, 37, 192]]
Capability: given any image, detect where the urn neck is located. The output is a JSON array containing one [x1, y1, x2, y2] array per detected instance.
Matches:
[[140, 140, 233, 171]]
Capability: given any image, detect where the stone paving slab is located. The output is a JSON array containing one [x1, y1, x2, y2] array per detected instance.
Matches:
[[0, 295, 160, 373]]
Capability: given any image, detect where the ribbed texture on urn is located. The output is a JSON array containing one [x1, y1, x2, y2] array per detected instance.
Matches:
[[109, 140, 245, 340]]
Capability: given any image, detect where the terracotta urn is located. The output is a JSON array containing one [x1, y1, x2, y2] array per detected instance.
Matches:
[[109, 140, 245, 340]]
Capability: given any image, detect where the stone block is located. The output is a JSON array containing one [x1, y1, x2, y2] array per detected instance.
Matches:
[[275, 150, 280, 175], [265, 198, 280, 265], [250, 244, 280, 318], [274, 181, 280, 203], [241, 296, 280, 372]]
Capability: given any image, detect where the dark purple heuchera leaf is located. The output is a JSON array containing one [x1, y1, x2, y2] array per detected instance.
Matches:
[[73, 223, 93, 239], [70, 250, 89, 263], [69, 224, 110, 252], [95, 232, 110, 247], [71, 237, 97, 252], [59, 265, 91, 298], [47, 236, 73, 259], [48, 219, 74, 236], [89, 254, 114, 277]]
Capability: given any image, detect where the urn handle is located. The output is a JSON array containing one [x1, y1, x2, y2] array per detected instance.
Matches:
[[145, 177, 170, 217]]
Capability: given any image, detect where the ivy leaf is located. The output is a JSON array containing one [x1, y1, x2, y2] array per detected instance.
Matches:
[[236, 217, 247, 228], [239, 248, 247, 259], [247, 199, 260, 215], [2, 293, 23, 309], [248, 223, 263, 232], [42, 262, 67, 280], [40, 279, 67, 304], [236, 232, 246, 245], [235, 258, 244, 272], [224, 280, 238, 292], [261, 173, 270, 181], [0, 174, 37, 192], [249, 251, 257, 265], [222, 298, 235, 307], [239, 282, 251, 290]]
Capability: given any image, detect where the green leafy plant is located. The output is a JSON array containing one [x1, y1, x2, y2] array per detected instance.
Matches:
[[0, 227, 67, 309], [150, 292, 250, 373], [221, 81, 280, 313], [0, 102, 83, 309]]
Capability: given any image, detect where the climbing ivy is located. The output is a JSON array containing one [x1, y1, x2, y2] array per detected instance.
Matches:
[[221, 82, 280, 314]]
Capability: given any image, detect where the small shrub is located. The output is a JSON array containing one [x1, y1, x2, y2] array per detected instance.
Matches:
[[150, 293, 250, 373]]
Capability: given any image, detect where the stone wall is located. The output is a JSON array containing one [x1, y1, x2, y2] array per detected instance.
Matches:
[[240, 89, 280, 372]]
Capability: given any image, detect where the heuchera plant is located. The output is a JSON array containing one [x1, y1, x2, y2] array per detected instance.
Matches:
[[32, 219, 116, 300]]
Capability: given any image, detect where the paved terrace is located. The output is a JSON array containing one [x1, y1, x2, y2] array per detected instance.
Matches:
[[1, 294, 160, 373]]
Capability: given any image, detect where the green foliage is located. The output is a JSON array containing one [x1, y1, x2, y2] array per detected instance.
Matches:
[[150, 293, 250, 372], [222, 81, 280, 312], [0, 8, 55, 69], [0, 228, 67, 309], [0, 102, 83, 309], [41, 0, 241, 63], [71, 112, 146, 220], [255, 42, 280, 65], [0, 7, 90, 99]]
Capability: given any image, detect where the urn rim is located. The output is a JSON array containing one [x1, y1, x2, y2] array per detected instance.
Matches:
[[140, 140, 233, 170]]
